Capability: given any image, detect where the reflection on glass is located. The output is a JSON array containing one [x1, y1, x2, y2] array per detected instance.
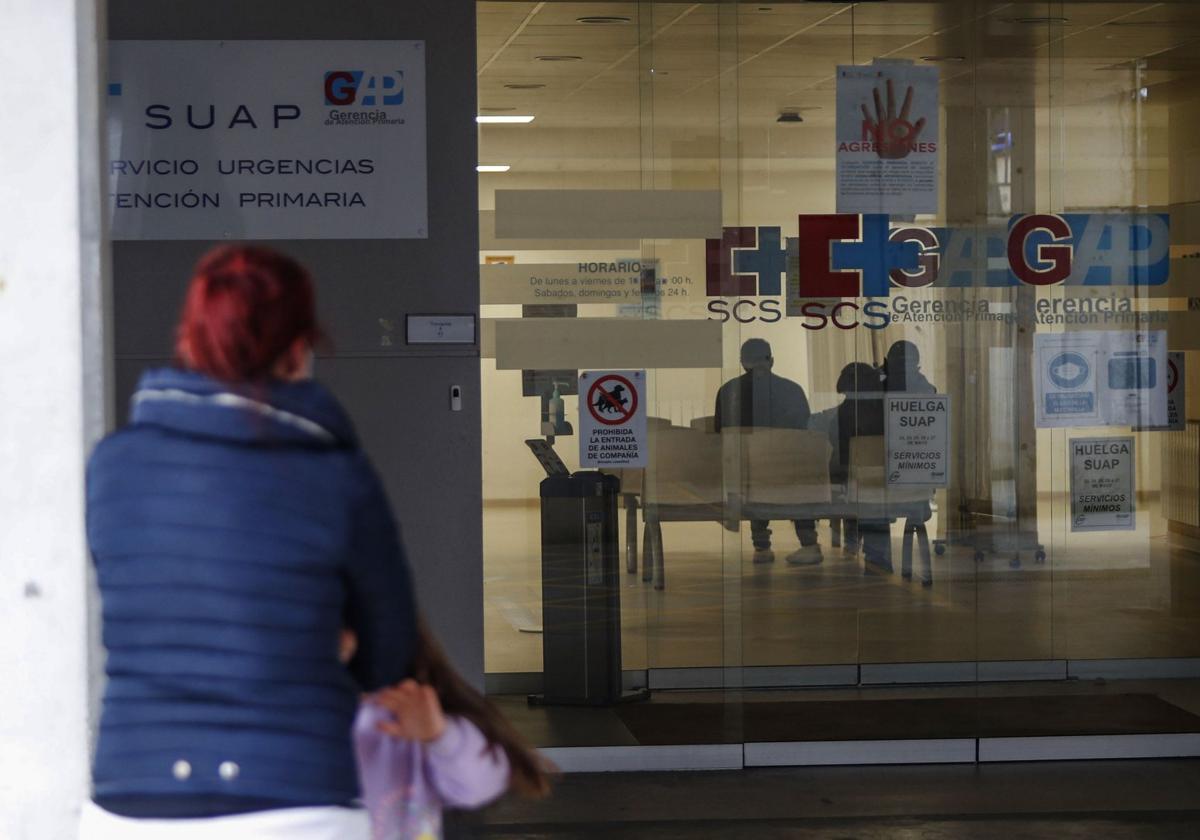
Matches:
[[476, 2, 1200, 740]]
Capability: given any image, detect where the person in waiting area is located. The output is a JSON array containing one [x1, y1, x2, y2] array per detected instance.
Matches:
[[714, 338, 820, 565], [348, 620, 552, 840], [881, 340, 936, 395], [807, 402, 845, 549], [831, 362, 889, 570], [881, 340, 937, 581], [81, 246, 418, 839]]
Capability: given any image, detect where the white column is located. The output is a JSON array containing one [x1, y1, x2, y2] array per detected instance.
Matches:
[[0, 0, 109, 837]]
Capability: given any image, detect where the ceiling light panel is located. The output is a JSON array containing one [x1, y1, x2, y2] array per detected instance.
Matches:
[[1012, 17, 1070, 25], [576, 16, 631, 26]]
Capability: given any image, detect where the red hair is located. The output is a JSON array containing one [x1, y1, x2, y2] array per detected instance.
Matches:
[[176, 246, 321, 382]]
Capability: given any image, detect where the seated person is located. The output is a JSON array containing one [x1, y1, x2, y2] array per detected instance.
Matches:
[[832, 362, 890, 572], [714, 338, 820, 566], [882, 340, 936, 580], [881, 340, 936, 395], [808, 403, 844, 549]]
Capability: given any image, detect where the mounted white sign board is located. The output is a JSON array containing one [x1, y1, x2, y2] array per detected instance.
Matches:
[[107, 40, 428, 240]]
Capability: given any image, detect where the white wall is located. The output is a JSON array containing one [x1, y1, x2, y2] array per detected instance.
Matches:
[[0, 0, 108, 837]]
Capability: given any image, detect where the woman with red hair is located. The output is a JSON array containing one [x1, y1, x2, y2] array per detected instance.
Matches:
[[80, 246, 417, 839]]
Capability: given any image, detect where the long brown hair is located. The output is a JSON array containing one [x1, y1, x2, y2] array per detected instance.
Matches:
[[412, 620, 554, 798]]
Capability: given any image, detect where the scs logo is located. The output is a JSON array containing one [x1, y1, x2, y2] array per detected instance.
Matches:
[[323, 71, 405, 107], [705, 215, 915, 326], [705, 213, 1170, 328], [705, 226, 786, 324]]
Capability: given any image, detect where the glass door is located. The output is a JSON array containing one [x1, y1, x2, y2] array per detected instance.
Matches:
[[477, 0, 1200, 756], [476, 2, 745, 728]]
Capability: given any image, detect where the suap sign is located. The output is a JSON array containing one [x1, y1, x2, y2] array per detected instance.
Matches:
[[885, 395, 950, 487], [1070, 437, 1135, 532], [107, 40, 427, 240], [704, 213, 1170, 329]]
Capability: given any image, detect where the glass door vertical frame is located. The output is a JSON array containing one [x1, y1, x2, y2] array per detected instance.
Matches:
[[637, 2, 657, 253], [943, 0, 985, 665], [1044, 2, 1068, 659], [632, 2, 656, 683], [716, 0, 745, 695]]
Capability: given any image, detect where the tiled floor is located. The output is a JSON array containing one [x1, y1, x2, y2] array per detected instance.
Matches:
[[450, 759, 1200, 839], [483, 497, 1200, 675], [453, 815, 1200, 839], [494, 678, 1200, 749]]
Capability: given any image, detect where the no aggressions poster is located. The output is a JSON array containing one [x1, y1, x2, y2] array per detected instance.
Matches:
[[836, 64, 939, 215]]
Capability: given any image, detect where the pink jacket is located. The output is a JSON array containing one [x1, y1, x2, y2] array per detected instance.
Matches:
[[353, 704, 510, 840]]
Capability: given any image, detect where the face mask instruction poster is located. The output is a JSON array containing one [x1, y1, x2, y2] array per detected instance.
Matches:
[[578, 371, 647, 469], [107, 40, 428, 240], [885, 395, 950, 487], [1136, 351, 1185, 432], [1070, 436, 1135, 532], [1035, 331, 1167, 428], [836, 64, 939, 215]]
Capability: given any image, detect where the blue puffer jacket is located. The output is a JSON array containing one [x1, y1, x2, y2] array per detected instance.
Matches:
[[86, 368, 417, 816]]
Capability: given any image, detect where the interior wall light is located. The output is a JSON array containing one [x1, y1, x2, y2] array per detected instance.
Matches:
[[1104, 20, 1171, 28], [477, 165, 511, 173], [476, 115, 536, 124], [777, 105, 819, 123]]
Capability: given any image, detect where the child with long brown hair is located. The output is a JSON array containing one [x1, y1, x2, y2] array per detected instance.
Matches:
[[345, 620, 552, 839]]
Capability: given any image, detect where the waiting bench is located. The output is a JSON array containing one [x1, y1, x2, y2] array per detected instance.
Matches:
[[616, 421, 932, 589]]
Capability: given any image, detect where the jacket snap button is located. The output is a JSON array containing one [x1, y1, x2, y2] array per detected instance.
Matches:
[[218, 761, 240, 781], [172, 760, 192, 781]]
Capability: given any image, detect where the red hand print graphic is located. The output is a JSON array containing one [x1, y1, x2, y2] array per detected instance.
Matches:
[[861, 77, 926, 160]]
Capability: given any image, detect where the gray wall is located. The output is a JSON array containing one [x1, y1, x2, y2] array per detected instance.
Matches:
[[108, 0, 483, 683]]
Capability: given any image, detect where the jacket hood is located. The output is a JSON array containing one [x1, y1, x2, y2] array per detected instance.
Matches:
[[129, 368, 358, 448]]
